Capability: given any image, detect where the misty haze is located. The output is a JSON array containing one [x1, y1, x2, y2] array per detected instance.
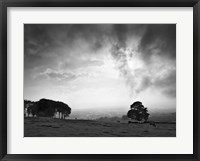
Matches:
[[24, 24, 176, 137]]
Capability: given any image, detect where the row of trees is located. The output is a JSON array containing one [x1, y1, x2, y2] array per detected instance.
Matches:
[[24, 99, 149, 122], [24, 99, 71, 119]]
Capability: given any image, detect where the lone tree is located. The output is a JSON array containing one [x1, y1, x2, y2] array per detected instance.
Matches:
[[127, 101, 150, 122]]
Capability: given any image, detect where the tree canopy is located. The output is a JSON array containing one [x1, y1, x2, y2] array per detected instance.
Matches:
[[25, 98, 71, 118], [127, 101, 150, 121]]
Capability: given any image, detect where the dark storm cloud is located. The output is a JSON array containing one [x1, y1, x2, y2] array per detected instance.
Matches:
[[25, 25, 109, 68], [138, 24, 176, 62], [112, 24, 145, 47], [24, 24, 145, 71], [24, 24, 145, 57], [138, 24, 176, 98]]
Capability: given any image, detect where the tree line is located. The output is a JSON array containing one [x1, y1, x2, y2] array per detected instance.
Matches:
[[24, 99, 150, 123], [24, 98, 71, 119]]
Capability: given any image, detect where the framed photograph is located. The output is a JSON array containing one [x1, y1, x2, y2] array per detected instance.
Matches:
[[0, 0, 199, 160]]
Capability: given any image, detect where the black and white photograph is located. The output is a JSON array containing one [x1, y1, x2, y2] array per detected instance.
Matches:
[[24, 24, 176, 137]]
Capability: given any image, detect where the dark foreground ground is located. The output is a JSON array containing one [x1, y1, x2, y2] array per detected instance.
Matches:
[[24, 117, 176, 137]]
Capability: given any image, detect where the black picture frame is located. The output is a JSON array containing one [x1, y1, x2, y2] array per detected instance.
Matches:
[[0, 0, 199, 160]]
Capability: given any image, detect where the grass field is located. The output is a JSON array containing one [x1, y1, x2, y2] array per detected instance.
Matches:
[[24, 117, 176, 137]]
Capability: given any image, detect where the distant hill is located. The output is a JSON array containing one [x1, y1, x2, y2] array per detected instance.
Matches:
[[69, 108, 176, 122]]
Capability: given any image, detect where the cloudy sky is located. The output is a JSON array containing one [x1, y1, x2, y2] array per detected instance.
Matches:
[[24, 24, 176, 113]]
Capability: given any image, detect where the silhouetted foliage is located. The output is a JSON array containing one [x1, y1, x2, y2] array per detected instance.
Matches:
[[24, 100, 35, 117], [127, 101, 150, 121], [24, 100, 35, 108], [25, 98, 71, 118]]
